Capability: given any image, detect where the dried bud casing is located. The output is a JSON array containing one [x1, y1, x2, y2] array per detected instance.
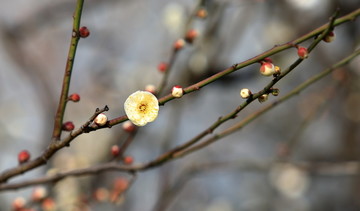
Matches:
[[258, 94, 269, 103]]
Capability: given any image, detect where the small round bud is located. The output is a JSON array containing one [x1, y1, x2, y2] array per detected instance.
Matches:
[[41, 198, 56, 211], [12, 197, 26, 211], [171, 85, 183, 98], [32, 186, 47, 201], [62, 121, 75, 131], [79, 26, 90, 38], [263, 57, 273, 63], [94, 188, 109, 202], [145, 84, 156, 94], [323, 31, 335, 43], [258, 94, 269, 103], [274, 66, 281, 75], [173, 39, 185, 51], [94, 113, 108, 126], [111, 145, 120, 157], [297, 46, 308, 59], [18, 150, 30, 164], [185, 29, 198, 43], [113, 177, 129, 192], [260, 62, 275, 76], [157, 62, 168, 73], [196, 8, 208, 18], [240, 88, 252, 99], [122, 121, 136, 133], [68, 93, 80, 102], [271, 88, 280, 96], [123, 156, 133, 165]]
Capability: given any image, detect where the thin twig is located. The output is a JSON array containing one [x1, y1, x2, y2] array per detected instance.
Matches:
[[52, 0, 85, 140]]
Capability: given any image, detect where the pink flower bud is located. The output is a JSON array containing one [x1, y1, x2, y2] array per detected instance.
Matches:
[[196, 8, 208, 18], [145, 84, 156, 94], [185, 29, 198, 43], [157, 62, 168, 73], [260, 62, 275, 76], [173, 39, 185, 51], [123, 156, 134, 165], [32, 186, 47, 201], [18, 150, 30, 164], [172, 85, 183, 98], [12, 197, 26, 211], [111, 145, 120, 157], [62, 121, 75, 131], [41, 198, 56, 211], [122, 121, 136, 133], [68, 93, 80, 102], [297, 46, 308, 59], [79, 26, 90, 38]]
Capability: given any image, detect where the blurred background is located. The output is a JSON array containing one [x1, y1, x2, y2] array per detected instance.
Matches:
[[0, 0, 360, 210]]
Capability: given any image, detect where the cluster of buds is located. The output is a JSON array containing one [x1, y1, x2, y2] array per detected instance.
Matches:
[[79, 26, 90, 38], [171, 85, 184, 98], [323, 31, 335, 43]]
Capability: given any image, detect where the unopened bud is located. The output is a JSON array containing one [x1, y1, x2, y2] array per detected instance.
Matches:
[[79, 26, 90, 38], [271, 88, 280, 96], [258, 94, 269, 103], [68, 93, 80, 102], [122, 121, 136, 133], [145, 84, 156, 94], [18, 150, 30, 164], [123, 156, 134, 165], [260, 62, 275, 76], [157, 62, 168, 73], [323, 31, 335, 43], [297, 46, 308, 59], [274, 66, 281, 75], [32, 186, 47, 201], [62, 121, 75, 131], [111, 145, 120, 157], [12, 197, 26, 211], [240, 88, 252, 99], [94, 113, 108, 126], [174, 39, 185, 51], [41, 198, 56, 211], [196, 8, 208, 18], [171, 85, 183, 98], [185, 29, 198, 43]]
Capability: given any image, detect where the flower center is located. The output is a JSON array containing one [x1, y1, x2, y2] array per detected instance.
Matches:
[[139, 103, 147, 112]]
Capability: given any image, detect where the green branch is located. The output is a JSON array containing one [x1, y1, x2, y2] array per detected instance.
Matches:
[[52, 0, 84, 140]]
